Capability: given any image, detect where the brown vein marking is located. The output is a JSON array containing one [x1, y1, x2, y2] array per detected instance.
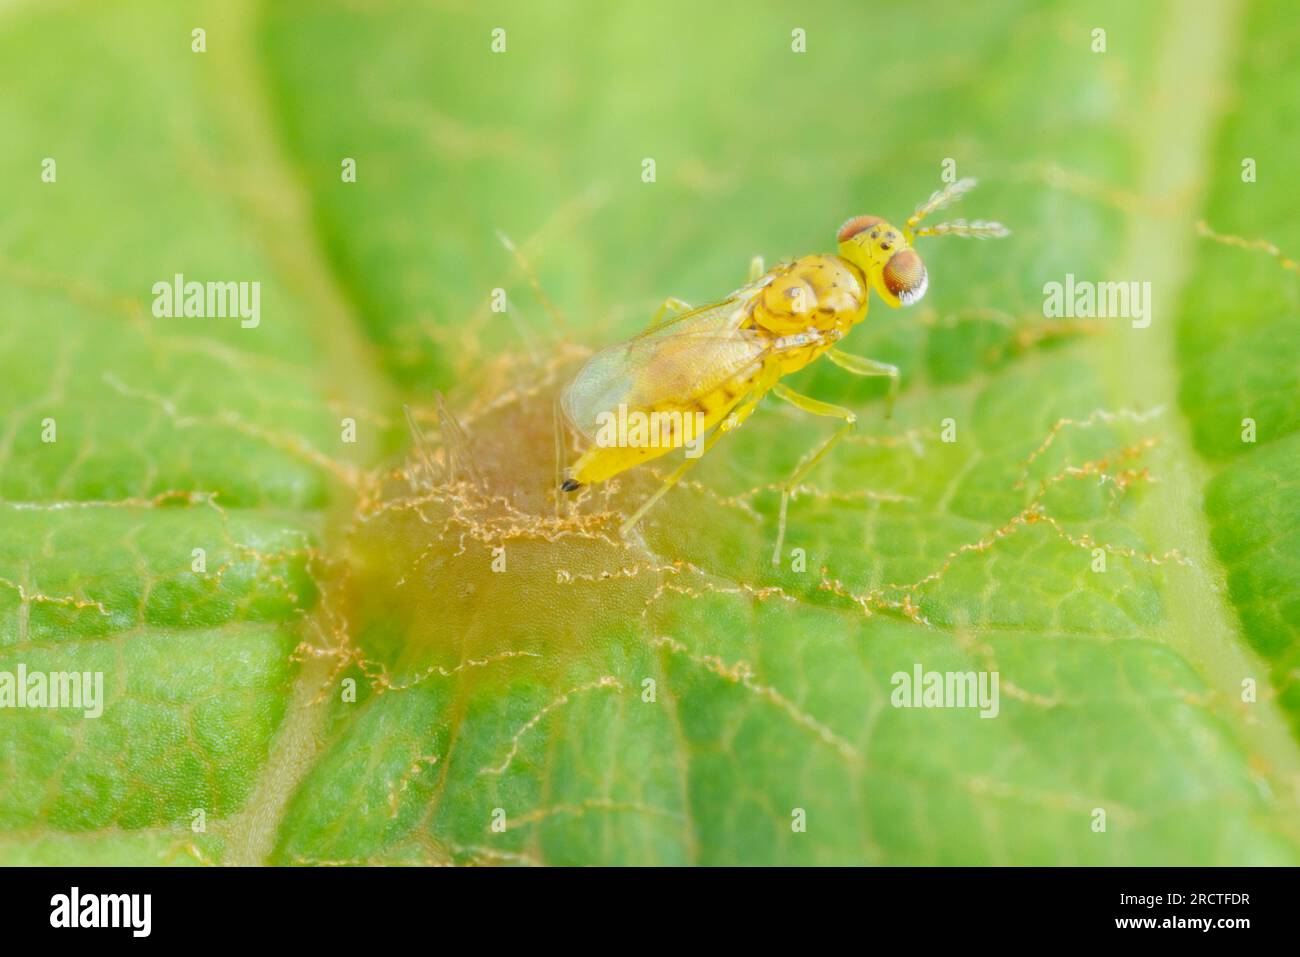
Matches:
[[288, 598, 362, 706], [388, 754, 440, 819], [5, 493, 318, 649], [817, 426, 1189, 625], [718, 482, 914, 508], [0, 254, 149, 326], [3, 490, 223, 511], [373, 480, 634, 582], [669, 478, 763, 520], [198, 540, 315, 606], [444, 842, 543, 867], [0, 257, 400, 432], [624, 556, 808, 617], [640, 578, 805, 618], [526, 547, 807, 613], [479, 676, 624, 776], [101, 373, 370, 494], [1020, 406, 1167, 470], [287, 849, 453, 867], [197, 497, 320, 612], [504, 798, 684, 831], [823, 503, 1190, 626], [292, 638, 541, 698], [951, 620, 1061, 709], [842, 427, 932, 454], [168, 841, 218, 867], [555, 560, 697, 585], [964, 775, 1140, 826], [358, 474, 632, 561], [652, 635, 861, 764], [0, 576, 111, 617], [1197, 220, 1300, 276], [1033, 436, 1161, 495]]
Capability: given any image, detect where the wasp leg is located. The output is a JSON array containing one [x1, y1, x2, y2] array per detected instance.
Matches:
[[826, 349, 900, 420], [769, 382, 858, 565], [619, 386, 768, 538], [748, 255, 766, 282], [643, 296, 694, 333], [496, 229, 570, 336]]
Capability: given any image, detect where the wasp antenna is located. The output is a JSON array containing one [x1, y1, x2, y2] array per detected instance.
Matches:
[[905, 177, 980, 239], [914, 218, 1010, 240], [495, 228, 571, 333]]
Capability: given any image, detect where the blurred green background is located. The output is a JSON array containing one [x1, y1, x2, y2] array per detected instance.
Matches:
[[0, 0, 1298, 865]]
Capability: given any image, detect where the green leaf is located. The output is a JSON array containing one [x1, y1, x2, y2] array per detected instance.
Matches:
[[2, 0, 1299, 865]]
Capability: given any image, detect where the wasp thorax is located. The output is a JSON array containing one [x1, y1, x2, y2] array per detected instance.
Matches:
[[757, 272, 818, 332], [753, 257, 866, 334]]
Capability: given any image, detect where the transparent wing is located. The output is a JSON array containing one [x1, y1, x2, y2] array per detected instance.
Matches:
[[634, 274, 769, 340], [562, 329, 770, 438]]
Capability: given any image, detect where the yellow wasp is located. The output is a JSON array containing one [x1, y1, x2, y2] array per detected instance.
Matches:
[[560, 178, 1008, 563]]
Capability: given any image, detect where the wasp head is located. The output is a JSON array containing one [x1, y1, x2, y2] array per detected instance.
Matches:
[[836, 215, 928, 308]]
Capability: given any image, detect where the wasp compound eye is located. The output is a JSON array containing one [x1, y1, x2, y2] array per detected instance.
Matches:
[[882, 249, 928, 305], [837, 215, 884, 243]]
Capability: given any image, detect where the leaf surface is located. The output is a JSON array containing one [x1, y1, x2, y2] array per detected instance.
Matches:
[[1, 0, 1298, 865]]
